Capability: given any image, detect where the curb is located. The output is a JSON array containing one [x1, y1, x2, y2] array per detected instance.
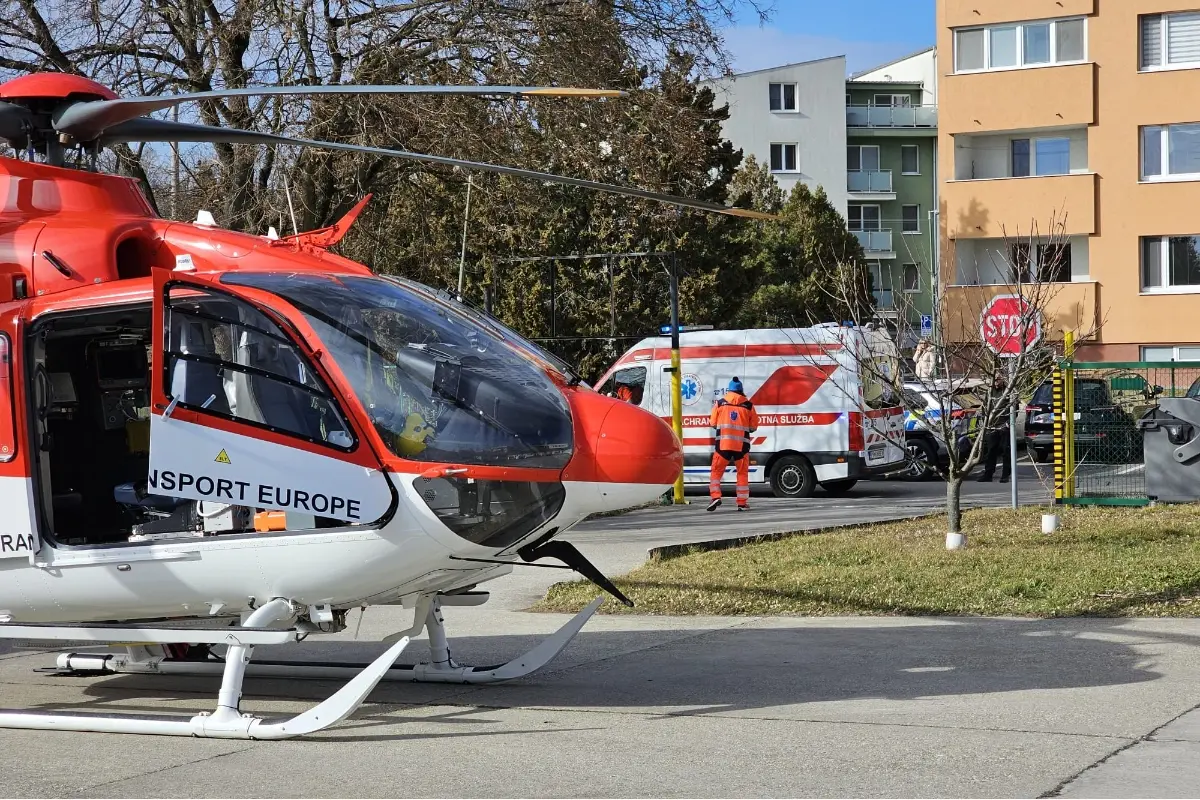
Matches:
[[646, 510, 947, 562]]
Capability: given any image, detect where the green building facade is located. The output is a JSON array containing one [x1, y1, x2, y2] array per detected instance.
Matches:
[[845, 80, 937, 346]]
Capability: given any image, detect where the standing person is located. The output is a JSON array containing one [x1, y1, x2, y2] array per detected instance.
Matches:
[[914, 339, 935, 382], [978, 374, 1012, 483], [708, 377, 759, 512]]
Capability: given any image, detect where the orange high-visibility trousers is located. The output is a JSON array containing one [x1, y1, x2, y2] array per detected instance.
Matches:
[[709, 451, 750, 507]]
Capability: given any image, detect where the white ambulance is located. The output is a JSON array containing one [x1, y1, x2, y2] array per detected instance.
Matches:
[[595, 324, 907, 497]]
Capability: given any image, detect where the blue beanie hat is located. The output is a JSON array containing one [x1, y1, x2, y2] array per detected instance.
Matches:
[[728, 377, 743, 393]]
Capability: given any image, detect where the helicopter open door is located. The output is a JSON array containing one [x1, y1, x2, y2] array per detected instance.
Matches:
[[148, 269, 395, 531]]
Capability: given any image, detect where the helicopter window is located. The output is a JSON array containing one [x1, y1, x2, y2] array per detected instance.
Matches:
[[0, 334, 13, 462], [597, 366, 647, 406], [221, 272, 574, 469], [415, 477, 565, 548], [164, 284, 354, 450]]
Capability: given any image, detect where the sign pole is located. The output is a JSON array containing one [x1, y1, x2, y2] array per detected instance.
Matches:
[[669, 253, 685, 505], [1009, 356, 1018, 509]]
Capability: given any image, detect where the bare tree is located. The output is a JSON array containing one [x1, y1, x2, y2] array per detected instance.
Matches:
[[818, 212, 1100, 548], [0, 0, 766, 231]]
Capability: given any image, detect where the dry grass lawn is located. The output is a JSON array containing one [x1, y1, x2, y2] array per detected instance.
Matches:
[[536, 506, 1200, 617]]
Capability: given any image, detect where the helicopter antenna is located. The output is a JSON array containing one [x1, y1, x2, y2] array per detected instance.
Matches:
[[282, 169, 299, 237], [456, 174, 473, 298]]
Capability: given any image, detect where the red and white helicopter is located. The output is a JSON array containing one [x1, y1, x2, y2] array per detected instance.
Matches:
[[0, 72, 768, 738]]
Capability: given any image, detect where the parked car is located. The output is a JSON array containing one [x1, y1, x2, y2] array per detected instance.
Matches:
[[1024, 377, 1142, 464]]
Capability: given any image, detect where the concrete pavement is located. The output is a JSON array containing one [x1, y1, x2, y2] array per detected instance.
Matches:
[[3, 612, 1200, 797]]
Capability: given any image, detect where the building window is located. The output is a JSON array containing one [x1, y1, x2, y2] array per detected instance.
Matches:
[[902, 263, 921, 293], [869, 262, 892, 308], [990, 26, 1018, 68], [1012, 139, 1031, 177], [1142, 124, 1200, 180], [954, 17, 1086, 74], [1037, 243, 1071, 282], [1010, 137, 1070, 177], [1009, 242, 1070, 283], [1035, 138, 1071, 175], [847, 145, 880, 172], [902, 205, 921, 233], [1142, 235, 1200, 291], [1140, 12, 1200, 71], [873, 94, 912, 107], [769, 143, 797, 172], [848, 205, 881, 231], [1142, 345, 1200, 361], [769, 83, 797, 112], [1010, 243, 1033, 283], [901, 145, 920, 175]]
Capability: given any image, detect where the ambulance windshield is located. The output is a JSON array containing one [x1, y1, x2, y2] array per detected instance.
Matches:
[[221, 272, 574, 468]]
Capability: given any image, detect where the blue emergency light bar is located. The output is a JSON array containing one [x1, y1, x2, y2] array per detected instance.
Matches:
[[659, 324, 714, 334]]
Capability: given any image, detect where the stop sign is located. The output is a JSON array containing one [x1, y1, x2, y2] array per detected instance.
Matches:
[[979, 294, 1042, 356]]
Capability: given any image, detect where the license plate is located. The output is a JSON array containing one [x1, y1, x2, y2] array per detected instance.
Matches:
[[868, 444, 885, 459]]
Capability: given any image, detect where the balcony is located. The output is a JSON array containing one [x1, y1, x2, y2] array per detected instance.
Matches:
[[853, 229, 894, 257], [847, 105, 937, 129], [848, 169, 895, 200], [943, 282, 1098, 344], [943, 173, 1097, 239], [940, 63, 1095, 135]]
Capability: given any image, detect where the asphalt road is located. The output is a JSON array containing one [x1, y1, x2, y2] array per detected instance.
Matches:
[[1, 464, 1194, 798]]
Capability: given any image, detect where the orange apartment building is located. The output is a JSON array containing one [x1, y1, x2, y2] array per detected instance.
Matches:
[[938, 0, 1200, 361]]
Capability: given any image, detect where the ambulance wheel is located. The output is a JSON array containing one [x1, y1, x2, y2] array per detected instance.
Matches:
[[770, 455, 817, 499], [820, 479, 858, 495]]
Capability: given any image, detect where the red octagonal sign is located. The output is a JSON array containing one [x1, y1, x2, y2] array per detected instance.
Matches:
[[980, 294, 1042, 357]]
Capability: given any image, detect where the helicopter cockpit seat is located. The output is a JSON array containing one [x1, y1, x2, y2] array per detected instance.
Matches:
[[235, 329, 328, 443], [170, 319, 231, 415]]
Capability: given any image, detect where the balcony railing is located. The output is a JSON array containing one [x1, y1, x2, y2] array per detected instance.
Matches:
[[847, 104, 937, 128], [853, 229, 893, 252], [848, 169, 892, 193]]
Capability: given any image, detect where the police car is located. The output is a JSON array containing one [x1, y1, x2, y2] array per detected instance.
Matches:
[[897, 380, 985, 480]]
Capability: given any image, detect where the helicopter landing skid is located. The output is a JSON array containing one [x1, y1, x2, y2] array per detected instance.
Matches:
[[54, 595, 605, 687], [0, 598, 411, 739]]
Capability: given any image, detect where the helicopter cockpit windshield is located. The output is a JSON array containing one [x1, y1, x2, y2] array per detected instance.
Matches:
[[221, 272, 574, 470]]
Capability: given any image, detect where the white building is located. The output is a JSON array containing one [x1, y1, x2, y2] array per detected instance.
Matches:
[[849, 47, 938, 105], [702, 55, 849, 213]]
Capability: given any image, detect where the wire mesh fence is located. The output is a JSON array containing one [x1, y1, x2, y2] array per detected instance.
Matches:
[[1055, 362, 1200, 505]]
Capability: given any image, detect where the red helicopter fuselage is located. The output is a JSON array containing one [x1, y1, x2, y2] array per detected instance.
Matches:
[[0, 149, 681, 621]]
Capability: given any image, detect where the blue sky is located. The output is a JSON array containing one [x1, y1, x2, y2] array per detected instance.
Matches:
[[718, 0, 936, 75]]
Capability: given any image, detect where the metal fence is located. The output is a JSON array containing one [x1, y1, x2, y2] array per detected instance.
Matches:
[[1054, 361, 1200, 505]]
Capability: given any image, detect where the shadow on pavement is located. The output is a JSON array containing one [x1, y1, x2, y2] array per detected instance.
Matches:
[[19, 616, 1189, 737]]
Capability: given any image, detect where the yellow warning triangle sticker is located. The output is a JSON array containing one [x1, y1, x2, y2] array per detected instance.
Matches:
[[215, 449, 231, 465]]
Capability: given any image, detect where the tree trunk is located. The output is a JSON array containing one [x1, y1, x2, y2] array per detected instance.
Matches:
[[946, 476, 966, 550]]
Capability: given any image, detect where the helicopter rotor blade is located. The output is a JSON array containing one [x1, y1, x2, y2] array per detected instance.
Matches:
[[53, 84, 625, 142], [100, 118, 778, 221]]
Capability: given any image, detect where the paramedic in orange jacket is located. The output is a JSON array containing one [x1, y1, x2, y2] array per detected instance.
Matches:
[[708, 377, 759, 511]]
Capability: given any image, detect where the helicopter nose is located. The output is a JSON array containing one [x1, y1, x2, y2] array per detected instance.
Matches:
[[562, 389, 682, 487]]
